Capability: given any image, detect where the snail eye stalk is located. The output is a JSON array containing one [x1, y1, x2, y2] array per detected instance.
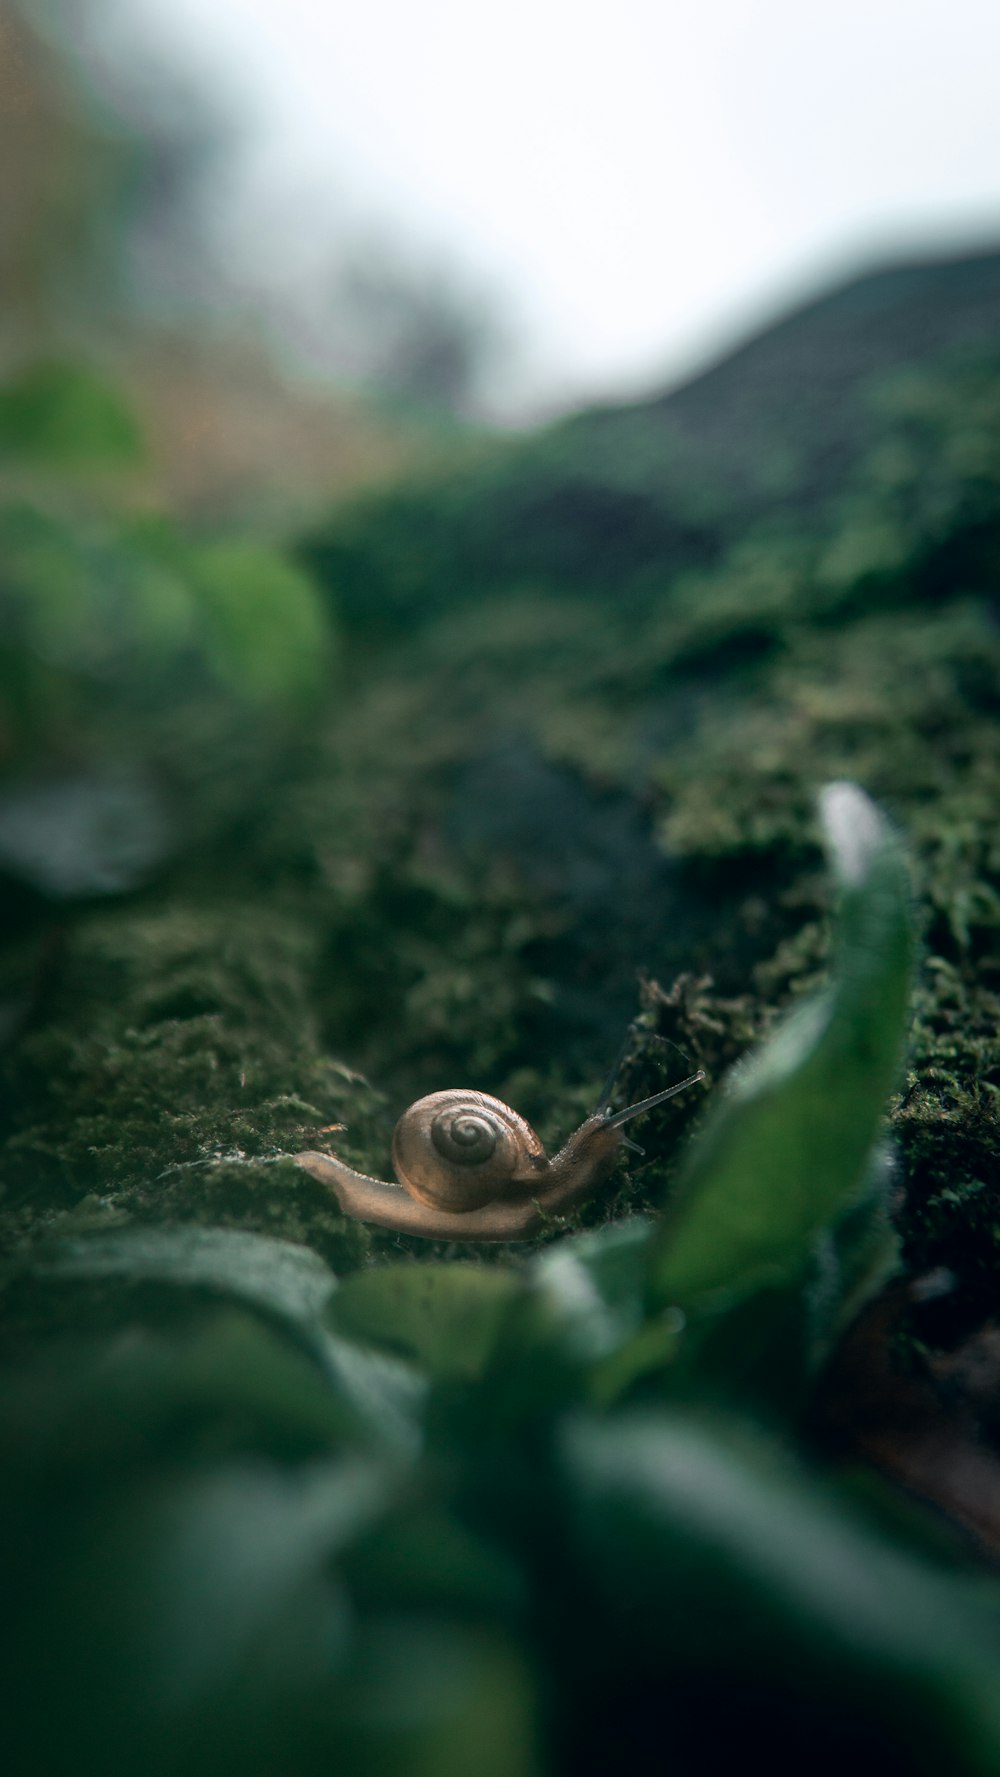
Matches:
[[605, 1072, 706, 1128]]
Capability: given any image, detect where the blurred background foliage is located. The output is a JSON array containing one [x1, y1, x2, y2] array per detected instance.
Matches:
[[0, 1, 999, 1773]]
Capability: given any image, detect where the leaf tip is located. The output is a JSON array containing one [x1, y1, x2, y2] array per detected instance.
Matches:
[[819, 781, 886, 888]]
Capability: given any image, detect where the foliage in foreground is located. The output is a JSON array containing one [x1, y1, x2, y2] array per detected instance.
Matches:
[[5, 785, 1000, 1777]]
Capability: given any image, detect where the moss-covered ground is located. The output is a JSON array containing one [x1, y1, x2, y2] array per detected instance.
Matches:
[[1, 262, 996, 1307]]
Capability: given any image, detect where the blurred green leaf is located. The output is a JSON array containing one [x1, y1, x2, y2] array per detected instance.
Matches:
[[805, 1139, 901, 1371], [327, 1262, 521, 1382], [649, 782, 914, 1318], [328, 1244, 643, 1442], [523, 1218, 682, 1408], [0, 1298, 541, 1777], [336, 1619, 541, 1777], [0, 496, 335, 823], [0, 1313, 369, 1479], [7, 1229, 422, 1452], [190, 540, 332, 706], [23, 1224, 338, 1323], [7, 1457, 385, 1777], [0, 359, 143, 468], [343, 1504, 526, 1619], [328, 1257, 596, 1456], [563, 1410, 1000, 1776], [0, 502, 190, 683], [528, 1217, 652, 1365], [0, 767, 172, 898]]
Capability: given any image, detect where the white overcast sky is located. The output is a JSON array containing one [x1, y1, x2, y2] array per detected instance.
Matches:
[[96, 0, 1000, 413]]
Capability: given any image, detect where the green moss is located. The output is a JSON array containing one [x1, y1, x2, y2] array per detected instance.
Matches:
[[0, 899, 358, 1264]]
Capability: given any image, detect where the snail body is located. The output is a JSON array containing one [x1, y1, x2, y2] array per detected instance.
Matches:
[[296, 1070, 705, 1242]]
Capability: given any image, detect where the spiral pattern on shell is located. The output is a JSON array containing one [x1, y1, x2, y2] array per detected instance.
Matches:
[[431, 1106, 498, 1166], [391, 1089, 548, 1212]]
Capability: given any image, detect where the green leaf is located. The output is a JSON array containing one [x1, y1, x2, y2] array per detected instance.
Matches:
[[563, 1411, 1000, 1775], [455, 1228, 672, 1447], [328, 1249, 624, 1447], [528, 1217, 652, 1364], [649, 782, 914, 1317], [21, 1225, 338, 1324], [7, 1228, 421, 1453], [1, 1315, 537, 1777], [804, 1139, 901, 1371], [342, 1503, 526, 1618], [524, 1218, 683, 1406], [0, 360, 143, 468], [7, 1458, 387, 1777], [0, 1312, 369, 1478], [190, 540, 333, 707], [336, 1620, 542, 1777], [327, 1262, 522, 1382]]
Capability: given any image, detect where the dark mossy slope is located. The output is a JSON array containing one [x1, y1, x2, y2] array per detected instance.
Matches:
[[303, 245, 1000, 621], [1, 247, 997, 1297], [290, 247, 999, 1288]]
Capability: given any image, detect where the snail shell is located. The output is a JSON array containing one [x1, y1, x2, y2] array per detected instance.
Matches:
[[392, 1088, 546, 1211]]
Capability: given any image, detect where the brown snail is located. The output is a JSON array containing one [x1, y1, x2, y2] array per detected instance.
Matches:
[[295, 1066, 705, 1242]]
